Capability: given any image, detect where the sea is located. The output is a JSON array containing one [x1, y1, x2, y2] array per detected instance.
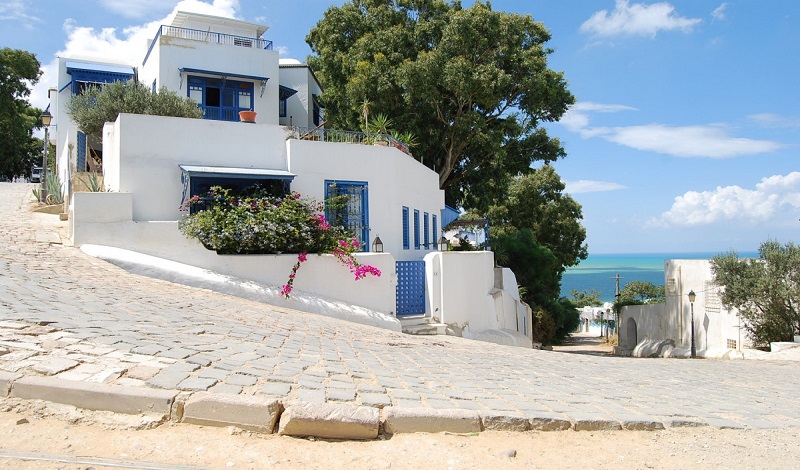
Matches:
[[560, 252, 758, 303]]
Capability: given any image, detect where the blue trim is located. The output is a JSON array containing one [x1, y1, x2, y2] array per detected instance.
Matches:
[[187, 75, 254, 122], [77, 131, 87, 171], [402, 207, 409, 250], [181, 67, 269, 83], [432, 215, 438, 247], [441, 205, 460, 229], [66, 66, 133, 95], [423, 212, 429, 250], [413, 210, 420, 250]]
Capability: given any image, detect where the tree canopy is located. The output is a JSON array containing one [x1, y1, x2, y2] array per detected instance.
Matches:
[[307, 0, 574, 209], [67, 80, 203, 142], [711, 240, 800, 347], [0, 48, 42, 179], [616, 280, 665, 305]]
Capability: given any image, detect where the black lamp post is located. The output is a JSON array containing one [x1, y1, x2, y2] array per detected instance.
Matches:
[[371, 236, 383, 253], [688, 290, 696, 358], [599, 310, 604, 338], [39, 109, 52, 203]]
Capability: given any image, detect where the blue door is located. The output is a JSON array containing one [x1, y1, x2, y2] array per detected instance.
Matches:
[[396, 260, 426, 316]]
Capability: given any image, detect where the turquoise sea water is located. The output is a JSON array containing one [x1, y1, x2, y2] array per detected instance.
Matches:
[[560, 252, 758, 303]]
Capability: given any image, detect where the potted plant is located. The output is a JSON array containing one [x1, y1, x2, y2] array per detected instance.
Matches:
[[239, 109, 257, 123]]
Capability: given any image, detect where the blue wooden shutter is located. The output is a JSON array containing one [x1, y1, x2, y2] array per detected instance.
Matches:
[[423, 212, 429, 250], [402, 206, 409, 250], [77, 131, 87, 171], [433, 215, 438, 247], [413, 210, 420, 250]]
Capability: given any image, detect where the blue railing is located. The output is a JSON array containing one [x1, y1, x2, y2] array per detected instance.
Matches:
[[144, 25, 273, 65], [288, 127, 411, 156], [199, 106, 240, 122]]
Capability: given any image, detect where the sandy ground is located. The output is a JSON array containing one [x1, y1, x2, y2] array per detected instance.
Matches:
[[1, 397, 799, 470]]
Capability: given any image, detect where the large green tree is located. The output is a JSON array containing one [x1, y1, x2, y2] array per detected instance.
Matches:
[[0, 48, 42, 179], [487, 166, 587, 343], [711, 240, 800, 347], [67, 79, 203, 142], [307, 0, 574, 209]]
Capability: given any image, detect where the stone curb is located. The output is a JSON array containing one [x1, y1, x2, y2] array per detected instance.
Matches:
[[0, 371, 21, 397], [383, 407, 482, 434], [182, 393, 283, 433], [278, 402, 379, 440], [0, 374, 697, 437], [9, 376, 176, 416]]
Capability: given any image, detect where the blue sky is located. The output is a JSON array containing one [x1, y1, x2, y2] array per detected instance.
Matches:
[[3, 0, 798, 254]]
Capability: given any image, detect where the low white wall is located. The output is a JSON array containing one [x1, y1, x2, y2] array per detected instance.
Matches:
[[71, 192, 396, 317], [426, 251, 532, 347], [619, 303, 671, 350]]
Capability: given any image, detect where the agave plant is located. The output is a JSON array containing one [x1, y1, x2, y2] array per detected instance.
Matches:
[[80, 172, 104, 192], [45, 171, 64, 205]]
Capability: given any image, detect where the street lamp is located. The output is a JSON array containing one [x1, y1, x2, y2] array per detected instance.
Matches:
[[437, 235, 449, 251], [688, 290, 696, 358], [39, 109, 52, 203], [371, 236, 383, 253], [599, 310, 604, 338]]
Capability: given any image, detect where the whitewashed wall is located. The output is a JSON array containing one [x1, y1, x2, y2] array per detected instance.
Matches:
[[278, 65, 322, 128], [619, 259, 747, 357], [425, 251, 532, 347], [288, 139, 445, 261], [102, 114, 289, 221], [71, 192, 396, 316]]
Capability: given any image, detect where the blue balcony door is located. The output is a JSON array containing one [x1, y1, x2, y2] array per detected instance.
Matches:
[[188, 76, 253, 122], [325, 180, 369, 251]]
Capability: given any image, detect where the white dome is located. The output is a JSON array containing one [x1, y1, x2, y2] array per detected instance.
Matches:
[[279, 58, 303, 65]]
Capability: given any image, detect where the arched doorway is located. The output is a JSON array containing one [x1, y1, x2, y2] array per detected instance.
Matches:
[[626, 318, 638, 349]]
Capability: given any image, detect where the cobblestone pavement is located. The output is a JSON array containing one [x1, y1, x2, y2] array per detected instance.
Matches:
[[1, 182, 799, 431]]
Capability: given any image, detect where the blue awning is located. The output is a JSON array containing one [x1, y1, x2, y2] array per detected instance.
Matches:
[[66, 61, 135, 76], [179, 67, 269, 83], [279, 85, 298, 100], [179, 165, 294, 180]]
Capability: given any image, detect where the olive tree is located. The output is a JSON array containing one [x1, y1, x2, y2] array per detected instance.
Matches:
[[711, 240, 800, 347]]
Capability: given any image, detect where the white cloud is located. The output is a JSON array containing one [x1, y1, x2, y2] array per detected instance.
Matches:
[[565, 180, 626, 194], [605, 124, 782, 158], [580, 0, 702, 38], [30, 0, 240, 109], [748, 113, 800, 129], [0, 0, 40, 28], [650, 172, 800, 227], [99, 0, 180, 19], [559, 102, 784, 159], [711, 3, 728, 21]]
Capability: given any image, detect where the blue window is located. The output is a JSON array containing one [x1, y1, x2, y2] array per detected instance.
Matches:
[[432, 214, 438, 248], [279, 85, 297, 118], [402, 207, 409, 250], [187, 76, 253, 122], [325, 180, 369, 251], [312, 94, 322, 126], [413, 210, 420, 250], [423, 212, 429, 250]]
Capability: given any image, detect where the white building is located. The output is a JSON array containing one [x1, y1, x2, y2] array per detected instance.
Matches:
[[53, 11, 532, 348], [618, 259, 748, 358]]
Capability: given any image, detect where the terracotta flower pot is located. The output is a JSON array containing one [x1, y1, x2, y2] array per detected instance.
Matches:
[[239, 110, 257, 123]]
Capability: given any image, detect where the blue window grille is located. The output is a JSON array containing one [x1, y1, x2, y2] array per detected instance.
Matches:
[[432, 214, 438, 248], [413, 210, 420, 250], [187, 76, 253, 122], [325, 180, 369, 251], [402, 207, 410, 250], [423, 212, 429, 250]]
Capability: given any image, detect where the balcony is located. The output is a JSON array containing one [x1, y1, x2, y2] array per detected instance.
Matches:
[[144, 25, 273, 65]]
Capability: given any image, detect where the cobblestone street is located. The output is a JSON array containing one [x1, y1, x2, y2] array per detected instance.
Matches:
[[1, 182, 799, 432]]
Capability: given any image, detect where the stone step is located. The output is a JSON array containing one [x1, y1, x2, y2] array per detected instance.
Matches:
[[402, 322, 446, 336]]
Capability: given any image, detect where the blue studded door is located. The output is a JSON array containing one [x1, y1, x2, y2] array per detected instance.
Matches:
[[396, 260, 426, 316]]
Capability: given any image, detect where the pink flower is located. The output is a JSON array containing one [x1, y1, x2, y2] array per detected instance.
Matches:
[[298, 252, 308, 262]]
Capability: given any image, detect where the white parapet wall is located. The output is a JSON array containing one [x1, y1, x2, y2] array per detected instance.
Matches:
[[425, 251, 532, 348], [70, 192, 398, 326]]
